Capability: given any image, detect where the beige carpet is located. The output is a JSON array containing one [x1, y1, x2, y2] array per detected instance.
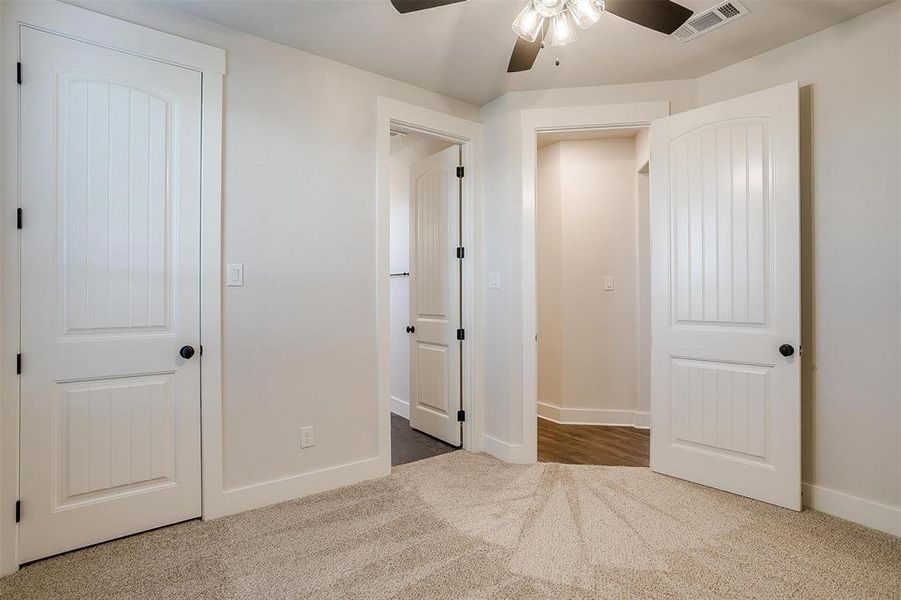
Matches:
[[1, 452, 898, 599]]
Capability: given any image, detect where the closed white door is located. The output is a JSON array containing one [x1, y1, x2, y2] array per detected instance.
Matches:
[[649, 82, 801, 510], [409, 146, 462, 446], [18, 27, 202, 562]]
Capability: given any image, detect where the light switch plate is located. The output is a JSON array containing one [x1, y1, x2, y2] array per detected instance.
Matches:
[[488, 271, 501, 289], [300, 426, 315, 449], [604, 275, 615, 291], [227, 263, 244, 287]]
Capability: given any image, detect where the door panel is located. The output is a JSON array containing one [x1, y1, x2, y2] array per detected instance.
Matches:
[[56, 374, 177, 507], [650, 82, 800, 510], [409, 146, 462, 446], [19, 27, 202, 562], [61, 80, 172, 334], [671, 122, 769, 325]]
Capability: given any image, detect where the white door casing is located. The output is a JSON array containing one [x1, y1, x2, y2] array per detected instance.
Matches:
[[649, 82, 801, 510], [409, 146, 462, 446], [18, 27, 203, 561]]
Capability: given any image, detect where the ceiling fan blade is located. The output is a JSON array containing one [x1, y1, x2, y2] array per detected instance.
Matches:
[[507, 36, 542, 73], [390, 0, 466, 13], [604, 0, 693, 35]]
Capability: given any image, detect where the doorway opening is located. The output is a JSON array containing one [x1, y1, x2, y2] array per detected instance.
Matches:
[[388, 128, 463, 466], [535, 127, 651, 466]]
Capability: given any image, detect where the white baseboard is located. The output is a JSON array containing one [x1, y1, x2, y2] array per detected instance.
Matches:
[[538, 402, 651, 430], [390, 396, 410, 419], [802, 482, 900, 537], [633, 411, 651, 429], [206, 456, 388, 519], [482, 434, 531, 464]]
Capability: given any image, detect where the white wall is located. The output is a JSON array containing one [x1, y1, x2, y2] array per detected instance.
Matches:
[[537, 138, 647, 426], [694, 0, 901, 517], [481, 1, 901, 532], [389, 135, 454, 418], [41, 0, 478, 499]]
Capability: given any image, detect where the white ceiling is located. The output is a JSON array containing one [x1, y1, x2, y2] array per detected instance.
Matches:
[[159, 0, 888, 105]]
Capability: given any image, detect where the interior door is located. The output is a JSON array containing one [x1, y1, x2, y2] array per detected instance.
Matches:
[[18, 27, 202, 562], [408, 145, 462, 446], [649, 82, 801, 510]]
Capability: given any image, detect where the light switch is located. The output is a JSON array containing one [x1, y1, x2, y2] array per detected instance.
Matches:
[[604, 275, 614, 291], [227, 263, 244, 287], [300, 426, 315, 449], [488, 271, 501, 289]]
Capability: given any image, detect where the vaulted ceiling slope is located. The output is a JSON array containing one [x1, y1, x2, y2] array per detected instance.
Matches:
[[159, 0, 888, 105]]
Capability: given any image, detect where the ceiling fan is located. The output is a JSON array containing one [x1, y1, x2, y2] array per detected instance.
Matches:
[[390, 0, 693, 73]]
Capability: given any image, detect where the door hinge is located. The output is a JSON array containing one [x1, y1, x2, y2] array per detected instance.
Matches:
[[16, 354, 21, 375], [457, 409, 466, 422], [16, 62, 21, 85], [15, 500, 20, 523], [456, 247, 464, 259], [199, 345, 203, 357], [17, 208, 22, 230], [456, 328, 465, 341], [456, 165, 464, 178]]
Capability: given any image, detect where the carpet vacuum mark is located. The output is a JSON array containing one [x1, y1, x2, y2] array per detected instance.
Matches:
[[1, 452, 898, 599]]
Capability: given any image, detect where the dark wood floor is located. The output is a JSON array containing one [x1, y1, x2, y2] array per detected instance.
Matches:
[[391, 413, 459, 466], [537, 418, 650, 467]]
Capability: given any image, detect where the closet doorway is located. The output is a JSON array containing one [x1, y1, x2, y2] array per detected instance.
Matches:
[[388, 129, 463, 465]]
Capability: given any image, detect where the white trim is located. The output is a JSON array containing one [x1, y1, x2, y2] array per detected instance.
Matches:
[[390, 396, 410, 419], [633, 411, 651, 429], [520, 102, 671, 465], [537, 403, 651, 429], [213, 458, 384, 517], [10, 2, 225, 74], [1, 2, 225, 574], [802, 483, 901, 537], [481, 434, 530, 464], [376, 97, 484, 467]]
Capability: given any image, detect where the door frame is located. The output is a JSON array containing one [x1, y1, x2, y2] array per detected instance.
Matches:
[[376, 97, 484, 467], [519, 102, 670, 463], [0, 1, 225, 575]]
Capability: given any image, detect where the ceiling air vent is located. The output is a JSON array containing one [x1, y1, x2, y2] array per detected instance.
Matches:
[[673, 0, 749, 42]]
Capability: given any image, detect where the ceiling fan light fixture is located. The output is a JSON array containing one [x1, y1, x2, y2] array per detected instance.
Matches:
[[534, 0, 568, 18], [568, 0, 603, 29], [512, 2, 546, 42], [546, 11, 577, 46]]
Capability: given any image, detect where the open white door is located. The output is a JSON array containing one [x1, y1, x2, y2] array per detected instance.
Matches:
[[18, 27, 202, 561], [649, 82, 801, 510], [408, 146, 462, 446]]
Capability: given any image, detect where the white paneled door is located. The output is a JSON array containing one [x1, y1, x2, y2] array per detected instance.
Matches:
[[649, 82, 801, 510], [409, 146, 462, 446], [18, 28, 202, 561]]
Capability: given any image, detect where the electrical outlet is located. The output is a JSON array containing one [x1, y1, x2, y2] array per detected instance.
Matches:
[[604, 275, 615, 291], [300, 426, 315, 449]]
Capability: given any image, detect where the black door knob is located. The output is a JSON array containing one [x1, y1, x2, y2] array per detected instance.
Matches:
[[406, 326, 415, 334], [778, 344, 795, 357], [180, 345, 196, 360]]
